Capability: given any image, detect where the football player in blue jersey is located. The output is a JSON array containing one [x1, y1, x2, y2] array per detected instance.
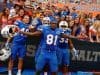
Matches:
[[34, 16, 50, 62], [19, 20, 78, 75], [34, 17, 51, 75], [6, 15, 30, 75], [58, 21, 78, 75], [29, 16, 51, 75]]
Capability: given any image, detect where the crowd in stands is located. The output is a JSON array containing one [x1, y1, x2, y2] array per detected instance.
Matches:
[[0, 0, 100, 43]]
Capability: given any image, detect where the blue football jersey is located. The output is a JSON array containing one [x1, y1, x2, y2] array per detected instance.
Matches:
[[58, 29, 71, 49], [37, 25, 63, 51], [12, 20, 29, 45]]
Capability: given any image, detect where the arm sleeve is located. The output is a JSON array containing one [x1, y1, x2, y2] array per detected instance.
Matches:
[[37, 25, 44, 33], [14, 20, 20, 26]]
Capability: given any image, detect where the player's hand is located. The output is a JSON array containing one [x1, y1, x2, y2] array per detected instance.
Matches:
[[19, 30, 22, 33], [29, 25, 35, 29], [72, 48, 78, 59], [18, 28, 24, 34]]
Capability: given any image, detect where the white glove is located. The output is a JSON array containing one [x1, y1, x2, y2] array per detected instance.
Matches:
[[72, 48, 78, 58]]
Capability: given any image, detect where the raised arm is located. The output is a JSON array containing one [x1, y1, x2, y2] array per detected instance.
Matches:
[[19, 30, 42, 36], [61, 33, 76, 39]]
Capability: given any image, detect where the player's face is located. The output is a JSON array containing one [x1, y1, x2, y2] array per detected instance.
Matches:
[[61, 25, 67, 29], [23, 15, 30, 24], [50, 22, 57, 29]]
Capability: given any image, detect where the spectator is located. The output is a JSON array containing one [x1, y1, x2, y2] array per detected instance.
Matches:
[[87, 13, 94, 25], [84, 19, 91, 37], [14, 4, 23, 13], [0, 7, 10, 28], [80, 12, 88, 25], [72, 17, 81, 36], [8, 7, 16, 19], [53, 9, 60, 17], [76, 19, 90, 41], [61, 6, 70, 17], [31, 11, 42, 29], [89, 20, 100, 42], [8, 8, 25, 25], [13, 0, 25, 7], [24, 0, 31, 8], [66, 15, 72, 24], [47, 10, 55, 22], [54, 15, 60, 25], [70, 7, 78, 19], [17, 8, 25, 20], [6, 0, 14, 9], [0, 0, 6, 12], [60, 16, 66, 21], [95, 14, 100, 20], [69, 19, 75, 34]]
